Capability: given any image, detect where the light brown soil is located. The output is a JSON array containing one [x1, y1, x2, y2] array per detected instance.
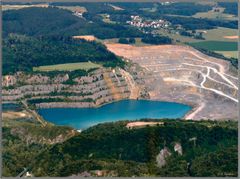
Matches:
[[3, 111, 29, 120], [106, 43, 238, 120], [126, 121, 164, 129], [223, 36, 238, 39], [72, 35, 96, 41], [109, 4, 124, 10]]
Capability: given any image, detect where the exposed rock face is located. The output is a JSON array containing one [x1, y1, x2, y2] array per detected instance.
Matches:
[[36, 102, 94, 108], [10, 127, 77, 145], [2, 66, 148, 108], [106, 43, 238, 120], [156, 147, 171, 168], [2, 75, 17, 87], [174, 142, 183, 155]]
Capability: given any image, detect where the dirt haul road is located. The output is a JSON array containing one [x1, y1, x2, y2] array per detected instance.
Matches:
[[106, 43, 238, 120]]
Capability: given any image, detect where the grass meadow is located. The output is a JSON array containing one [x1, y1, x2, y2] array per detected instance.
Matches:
[[33, 62, 101, 72]]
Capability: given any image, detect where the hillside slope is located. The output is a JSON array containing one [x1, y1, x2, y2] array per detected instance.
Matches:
[[28, 120, 237, 177], [3, 35, 123, 74]]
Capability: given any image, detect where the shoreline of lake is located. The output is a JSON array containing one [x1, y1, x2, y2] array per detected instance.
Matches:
[[37, 99, 192, 130]]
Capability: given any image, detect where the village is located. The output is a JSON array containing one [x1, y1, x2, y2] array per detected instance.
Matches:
[[127, 15, 171, 30], [126, 15, 204, 40]]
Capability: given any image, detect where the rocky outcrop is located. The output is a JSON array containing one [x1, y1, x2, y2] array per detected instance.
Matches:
[[10, 127, 77, 145], [156, 147, 171, 168], [2, 66, 148, 108]]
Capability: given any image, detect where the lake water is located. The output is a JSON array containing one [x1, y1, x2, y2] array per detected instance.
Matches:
[[38, 100, 191, 130]]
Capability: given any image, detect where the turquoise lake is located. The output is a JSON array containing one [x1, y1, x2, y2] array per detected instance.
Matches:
[[38, 100, 192, 130]]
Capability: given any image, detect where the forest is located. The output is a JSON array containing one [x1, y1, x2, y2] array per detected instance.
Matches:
[[3, 34, 124, 74], [3, 7, 173, 46], [163, 16, 237, 30], [218, 2, 238, 16], [16, 119, 237, 177], [3, 7, 143, 39], [52, 2, 212, 17]]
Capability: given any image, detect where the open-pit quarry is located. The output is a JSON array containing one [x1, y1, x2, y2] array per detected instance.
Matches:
[[106, 43, 238, 120]]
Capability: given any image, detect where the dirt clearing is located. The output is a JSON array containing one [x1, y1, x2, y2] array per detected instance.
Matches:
[[106, 43, 238, 120]]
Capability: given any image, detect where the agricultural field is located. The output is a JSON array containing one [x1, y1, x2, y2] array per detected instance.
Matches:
[[189, 41, 237, 51], [199, 27, 238, 42], [33, 62, 101, 72], [193, 7, 238, 21], [2, 4, 49, 11], [154, 29, 202, 43], [72, 35, 96, 41], [215, 51, 238, 59], [56, 6, 87, 13], [189, 40, 237, 59], [156, 27, 237, 44]]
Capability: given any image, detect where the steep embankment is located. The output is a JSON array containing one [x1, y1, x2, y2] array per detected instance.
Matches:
[[106, 43, 238, 120], [2, 112, 78, 177]]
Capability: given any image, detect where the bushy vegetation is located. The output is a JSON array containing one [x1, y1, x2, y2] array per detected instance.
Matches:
[[28, 97, 94, 104], [141, 35, 172, 45], [218, 2, 238, 16], [24, 120, 238, 177], [118, 38, 136, 44], [3, 34, 124, 74], [2, 121, 75, 177], [163, 16, 238, 30]]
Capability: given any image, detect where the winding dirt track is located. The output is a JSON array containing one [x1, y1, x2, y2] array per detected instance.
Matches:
[[106, 43, 238, 120]]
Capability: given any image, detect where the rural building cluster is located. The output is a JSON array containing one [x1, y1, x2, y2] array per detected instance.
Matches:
[[127, 16, 171, 29], [73, 11, 83, 18]]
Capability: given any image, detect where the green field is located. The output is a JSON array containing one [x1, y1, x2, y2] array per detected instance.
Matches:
[[155, 27, 237, 44], [155, 29, 201, 43], [199, 27, 238, 42], [33, 62, 101, 72], [215, 51, 238, 59], [189, 41, 237, 51], [193, 8, 238, 21]]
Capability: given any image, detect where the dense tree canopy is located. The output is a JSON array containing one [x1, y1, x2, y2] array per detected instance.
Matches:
[[141, 35, 172, 45], [3, 7, 144, 39], [3, 34, 124, 74], [218, 2, 238, 16], [26, 120, 237, 177], [3, 7, 86, 37]]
